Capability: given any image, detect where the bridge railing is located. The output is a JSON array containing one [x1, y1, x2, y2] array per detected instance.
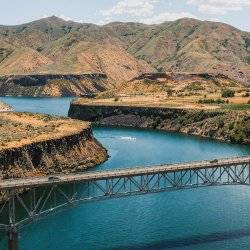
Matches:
[[1, 156, 250, 190], [0, 156, 250, 249]]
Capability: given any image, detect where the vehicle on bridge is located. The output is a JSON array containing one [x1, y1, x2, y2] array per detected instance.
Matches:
[[210, 159, 218, 163], [48, 176, 60, 181]]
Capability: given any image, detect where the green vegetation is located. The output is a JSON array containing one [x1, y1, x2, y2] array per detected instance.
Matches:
[[166, 89, 173, 96], [198, 98, 225, 104], [222, 89, 235, 98], [184, 82, 205, 92], [0, 75, 7, 81], [223, 104, 250, 111], [246, 56, 250, 65], [245, 37, 250, 49], [228, 119, 250, 143]]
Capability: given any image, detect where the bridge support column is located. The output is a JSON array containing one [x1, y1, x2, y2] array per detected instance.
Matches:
[[8, 228, 19, 250]]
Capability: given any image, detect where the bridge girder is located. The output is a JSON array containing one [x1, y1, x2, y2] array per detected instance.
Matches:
[[0, 161, 249, 233]]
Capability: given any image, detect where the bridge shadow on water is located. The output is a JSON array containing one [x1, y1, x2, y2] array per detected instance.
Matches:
[[105, 228, 250, 249]]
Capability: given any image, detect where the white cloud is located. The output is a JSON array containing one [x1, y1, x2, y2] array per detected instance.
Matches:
[[141, 11, 198, 24], [188, 0, 250, 15], [101, 0, 158, 17]]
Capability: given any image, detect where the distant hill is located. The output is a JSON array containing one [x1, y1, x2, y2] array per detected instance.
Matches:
[[0, 74, 111, 97], [0, 16, 249, 85], [110, 72, 244, 96]]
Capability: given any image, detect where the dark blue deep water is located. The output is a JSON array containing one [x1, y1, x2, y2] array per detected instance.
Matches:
[[0, 97, 250, 250]]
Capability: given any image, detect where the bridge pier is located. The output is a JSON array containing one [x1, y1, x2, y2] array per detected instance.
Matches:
[[8, 228, 19, 250]]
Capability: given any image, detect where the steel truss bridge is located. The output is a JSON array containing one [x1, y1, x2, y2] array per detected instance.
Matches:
[[0, 156, 250, 250]]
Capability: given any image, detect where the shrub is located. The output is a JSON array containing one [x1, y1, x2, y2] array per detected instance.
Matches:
[[184, 82, 205, 91], [166, 88, 174, 96], [243, 92, 250, 97], [157, 67, 165, 73], [198, 98, 225, 104], [229, 121, 247, 143], [222, 89, 235, 98]]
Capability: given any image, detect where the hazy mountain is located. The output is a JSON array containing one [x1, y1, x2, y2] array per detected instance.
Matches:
[[0, 16, 249, 84]]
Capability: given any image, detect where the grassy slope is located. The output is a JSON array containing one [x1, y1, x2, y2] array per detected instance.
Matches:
[[0, 16, 249, 84], [105, 19, 250, 83]]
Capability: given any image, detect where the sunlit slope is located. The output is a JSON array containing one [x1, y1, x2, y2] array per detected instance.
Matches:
[[0, 16, 249, 84]]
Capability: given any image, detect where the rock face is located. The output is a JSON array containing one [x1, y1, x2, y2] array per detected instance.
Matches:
[[0, 128, 108, 179], [0, 113, 108, 179], [0, 73, 110, 96], [69, 103, 250, 144]]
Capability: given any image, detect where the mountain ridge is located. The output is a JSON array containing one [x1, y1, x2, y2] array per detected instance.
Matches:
[[0, 16, 249, 84]]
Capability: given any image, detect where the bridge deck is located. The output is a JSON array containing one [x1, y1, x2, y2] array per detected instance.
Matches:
[[0, 156, 249, 190]]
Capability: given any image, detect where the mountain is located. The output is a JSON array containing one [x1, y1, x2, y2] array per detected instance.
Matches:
[[104, 19, 250, 83], [0, 16, 249, 85], [0, 16, 154, 83]]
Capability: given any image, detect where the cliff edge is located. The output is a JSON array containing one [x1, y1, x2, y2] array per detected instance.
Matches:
[[0, 112, 108, 179], [69, 100, 250, 144]]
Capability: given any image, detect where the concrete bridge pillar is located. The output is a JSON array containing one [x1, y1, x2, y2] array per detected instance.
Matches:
[[8, 228, 19, 250]]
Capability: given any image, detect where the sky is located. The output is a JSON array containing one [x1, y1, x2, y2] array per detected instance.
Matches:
[[0, 0, 250, 31]]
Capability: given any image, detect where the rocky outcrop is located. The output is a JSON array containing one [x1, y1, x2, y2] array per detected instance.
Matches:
[[69, 102, 250, 144], [0, 113, 108, 179], [132, 72, 233, 82], [0, 101, 12, 112], [0, 73, 110, 97], [0, 128, 107, 179]]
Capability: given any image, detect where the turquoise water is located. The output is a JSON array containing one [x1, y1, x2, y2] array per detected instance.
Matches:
[[0, 97, 250, 250], [0, 96, 73, 116]]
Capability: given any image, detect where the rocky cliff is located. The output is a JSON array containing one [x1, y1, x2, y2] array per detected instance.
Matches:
[[69, 102, 250, 144], [0, 73, 110, 96], [0, 112, 108, 179]]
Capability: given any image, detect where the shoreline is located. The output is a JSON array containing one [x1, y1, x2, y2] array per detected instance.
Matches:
[[0, 112, 108, 180], [0, 101, 12, 112], [69, 102, 250, 145]]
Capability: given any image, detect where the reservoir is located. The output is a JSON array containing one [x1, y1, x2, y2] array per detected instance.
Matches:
[[0, 97, 250, 250]]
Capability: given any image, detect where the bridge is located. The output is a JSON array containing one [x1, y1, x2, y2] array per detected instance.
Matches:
[[0, 156, 250, 250]]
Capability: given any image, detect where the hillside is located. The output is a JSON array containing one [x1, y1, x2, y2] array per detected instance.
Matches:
[[0, 74, 110, 96], [112, 72, 244, 96], [104, 19, 250, 83], [0, 16, 249, 86]]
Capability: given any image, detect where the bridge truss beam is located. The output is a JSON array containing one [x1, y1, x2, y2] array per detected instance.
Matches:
[[0, 161, 249, 234]]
